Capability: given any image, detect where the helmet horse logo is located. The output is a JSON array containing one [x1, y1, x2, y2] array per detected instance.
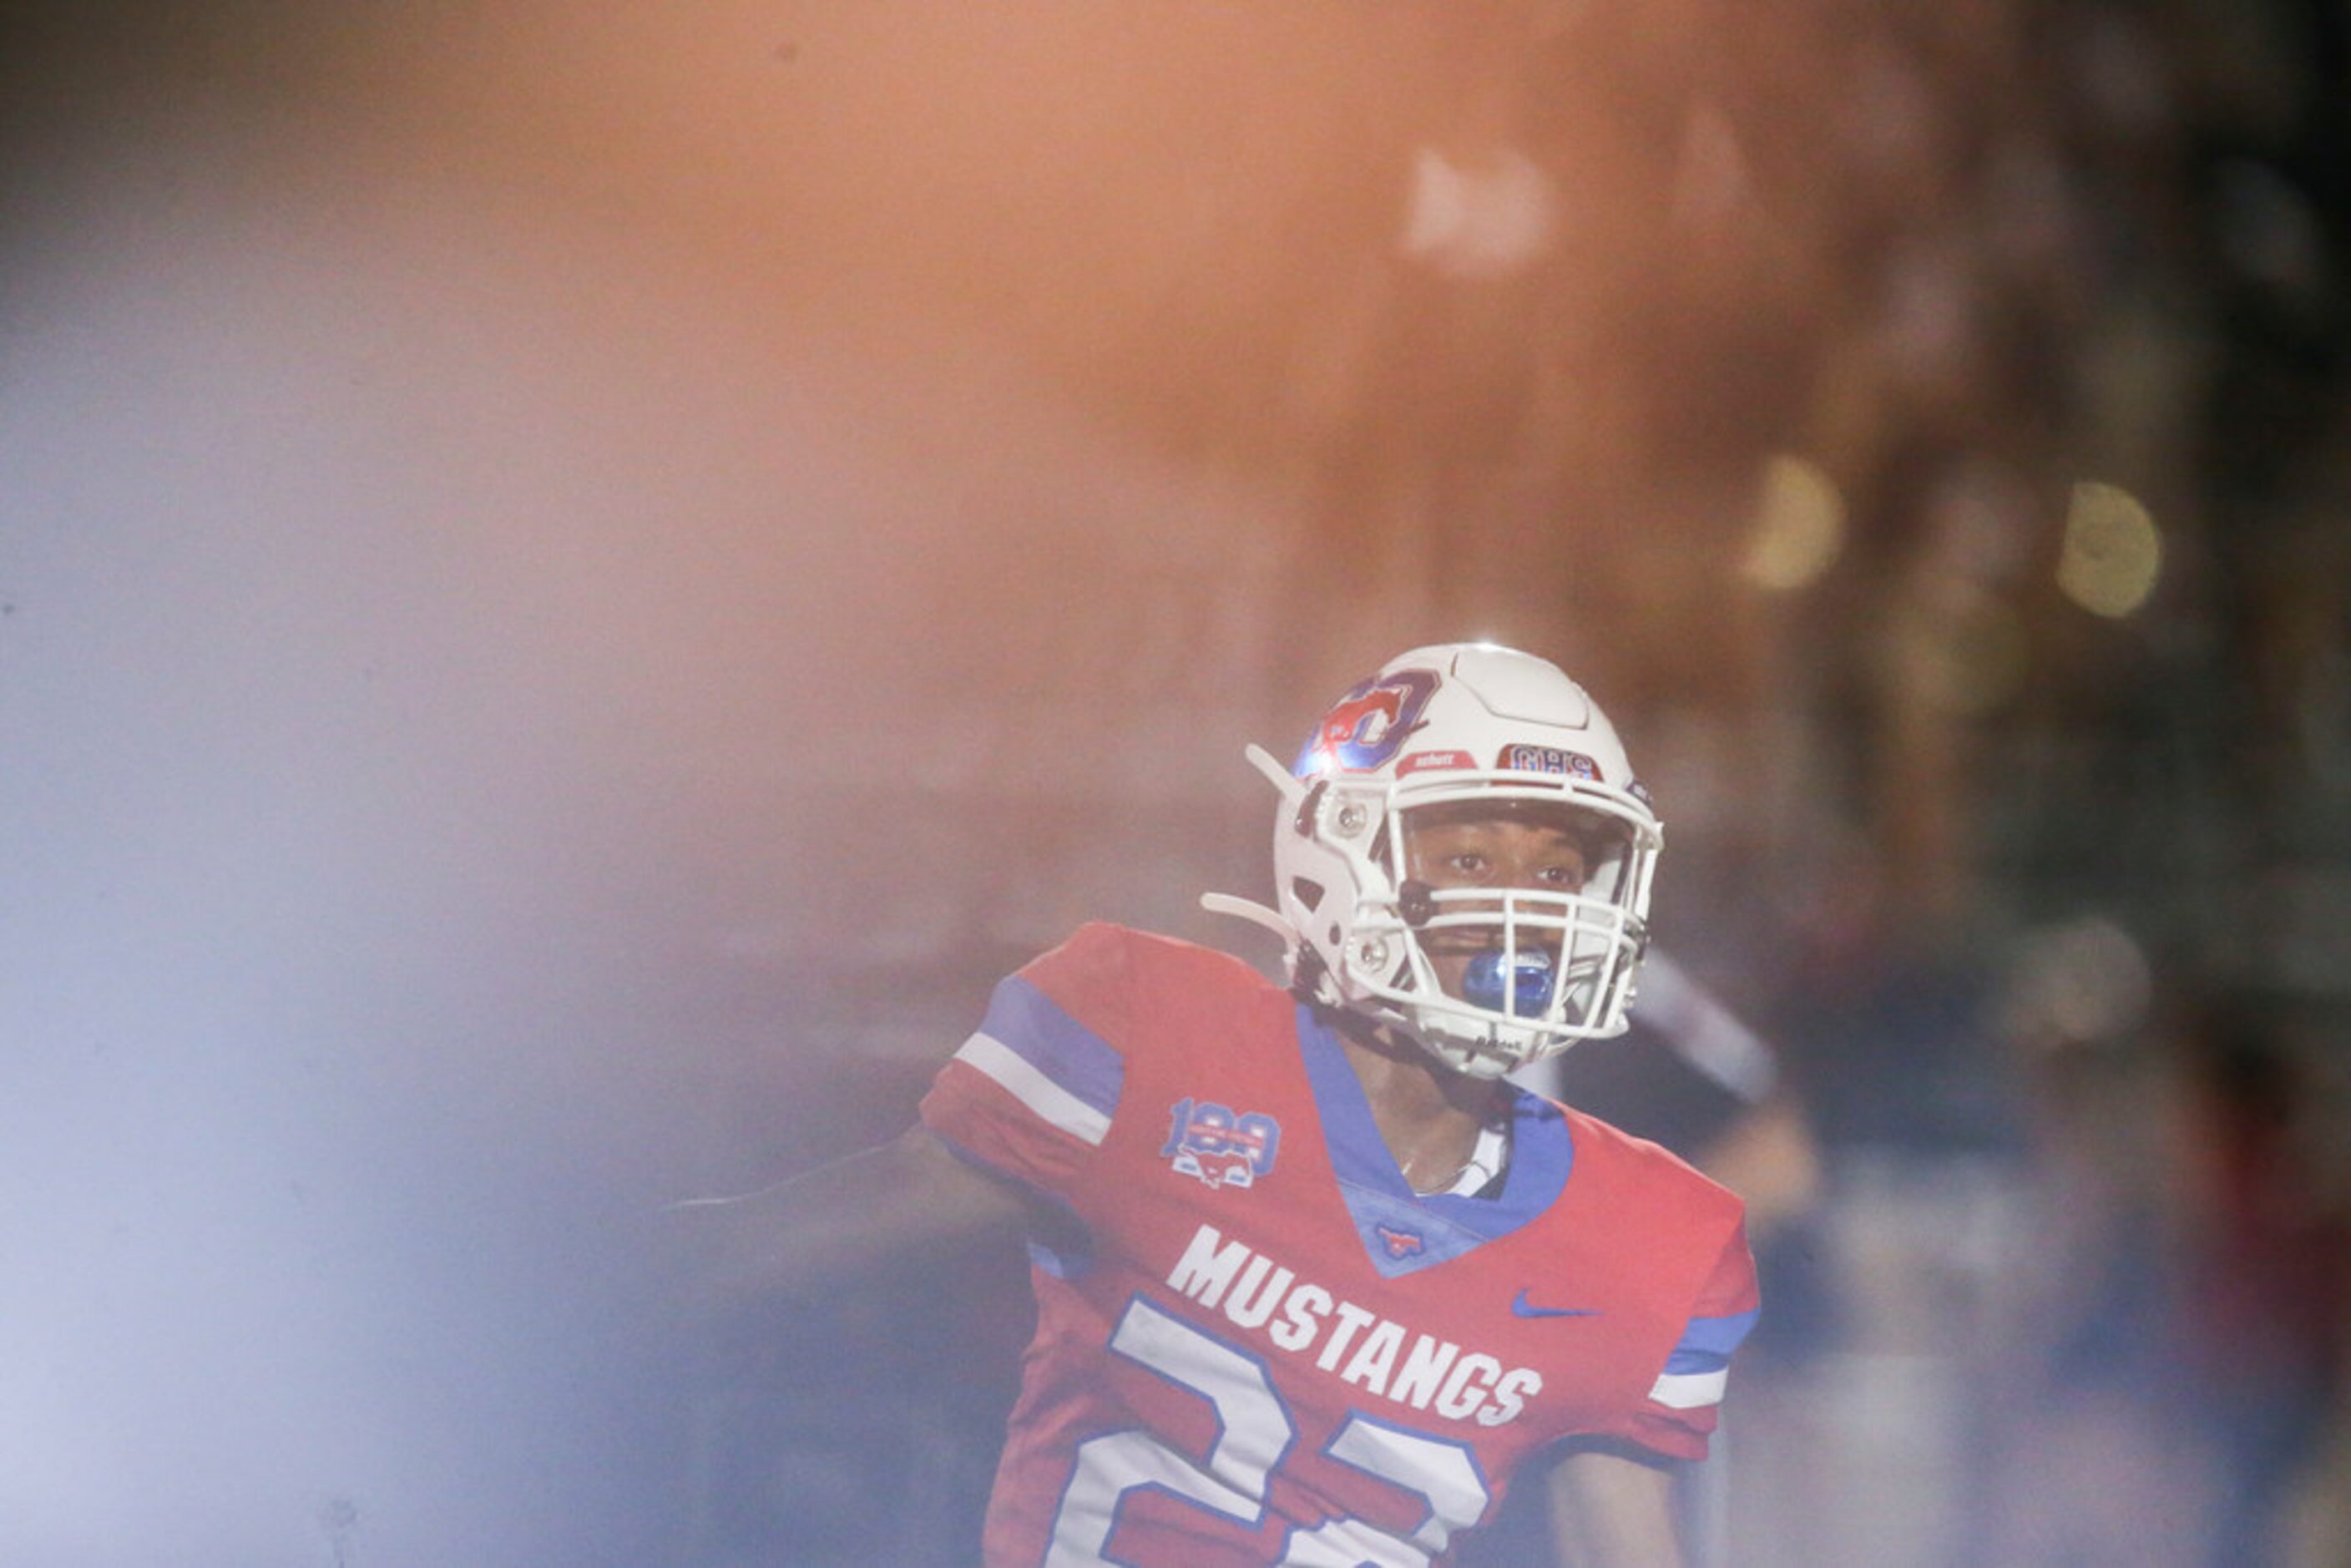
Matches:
[[1297, 670, 1438, 776]]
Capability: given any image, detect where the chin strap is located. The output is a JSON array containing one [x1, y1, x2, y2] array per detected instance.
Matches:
[[1200, 742, 1312, 962], [1241, 741, 1304, 803], [1199, 892, 1297, 948]]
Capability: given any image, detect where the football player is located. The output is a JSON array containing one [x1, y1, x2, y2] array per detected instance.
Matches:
[[685, 643, 1758, 1565]]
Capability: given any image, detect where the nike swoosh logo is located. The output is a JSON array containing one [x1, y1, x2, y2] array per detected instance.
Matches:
[[1512, 1289, 1602, 1319]]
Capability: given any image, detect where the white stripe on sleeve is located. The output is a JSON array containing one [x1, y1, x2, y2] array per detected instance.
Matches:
[[1647, 1368, 1729, 1410], [953, 1030, 1113, 1147]]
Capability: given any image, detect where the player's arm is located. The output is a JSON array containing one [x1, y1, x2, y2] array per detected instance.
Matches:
[[670, 926, 1135, 1328], [668, 1121, 1038, 1326], [1545, 1446, 1685, 1568], [1548, 1205, 1756, 1566]]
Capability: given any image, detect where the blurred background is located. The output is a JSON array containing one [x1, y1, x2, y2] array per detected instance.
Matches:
[[2, 1, 2345, 1563]]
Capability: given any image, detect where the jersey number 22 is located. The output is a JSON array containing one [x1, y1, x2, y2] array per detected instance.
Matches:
[[1049, 1297, 1492, 1565]]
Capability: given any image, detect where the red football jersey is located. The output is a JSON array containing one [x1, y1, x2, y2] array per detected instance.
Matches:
[[921, 923, 1757, 1566]]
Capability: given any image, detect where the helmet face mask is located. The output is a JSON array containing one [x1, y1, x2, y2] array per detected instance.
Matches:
[[1268, 645, 1662, 1078]]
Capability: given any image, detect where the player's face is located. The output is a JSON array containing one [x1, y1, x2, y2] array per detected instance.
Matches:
[[1403, 803, 1595, 1005]]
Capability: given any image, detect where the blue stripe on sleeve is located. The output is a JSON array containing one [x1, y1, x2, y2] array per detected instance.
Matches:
[[978, 974, 1125, 1119], [1663, 1306, 1761, 1374]]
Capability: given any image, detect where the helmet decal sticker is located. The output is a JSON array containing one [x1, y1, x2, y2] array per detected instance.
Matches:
[[1396, 749, 1477, 776], [1498, 744, 1602, 780], [1296, 669, 1439, 776]]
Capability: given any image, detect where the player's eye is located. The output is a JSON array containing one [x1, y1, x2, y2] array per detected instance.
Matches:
[[1443, 852, 1491, 879]]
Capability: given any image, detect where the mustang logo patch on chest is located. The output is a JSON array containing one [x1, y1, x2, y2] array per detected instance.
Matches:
[[1161, 1097, 1282, 1190]]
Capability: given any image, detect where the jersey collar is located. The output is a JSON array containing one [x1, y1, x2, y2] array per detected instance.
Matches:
[[1293, 1004, 1574, 1278]]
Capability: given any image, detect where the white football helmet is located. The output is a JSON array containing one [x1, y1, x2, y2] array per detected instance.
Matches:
[[1206, 644, 1662, 1077]]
